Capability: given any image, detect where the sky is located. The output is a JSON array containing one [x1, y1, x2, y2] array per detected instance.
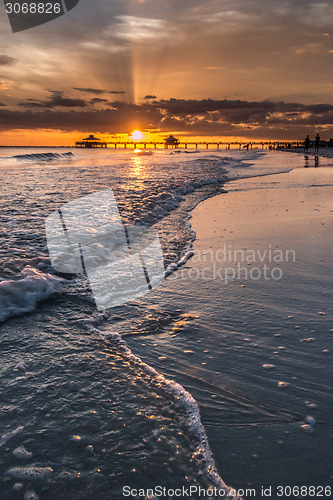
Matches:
[[0, 0, 333, 145]]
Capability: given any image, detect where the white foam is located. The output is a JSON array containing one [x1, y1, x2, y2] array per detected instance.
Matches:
[[165, 251, 194, 277], [0, 267, 63, 323], [0, 426, 24, 447], [98, 330, 241, 498], [6, 467, 53, 481], [12, 446, 33, 459]]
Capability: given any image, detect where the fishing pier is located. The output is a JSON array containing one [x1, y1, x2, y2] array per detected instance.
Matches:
[[75, 137, 303, 150]]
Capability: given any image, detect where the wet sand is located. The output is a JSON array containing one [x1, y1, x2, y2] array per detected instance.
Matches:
[[128, 164, 333, 497], [186, 165, 333, 494], [192, 166, 333, 254]]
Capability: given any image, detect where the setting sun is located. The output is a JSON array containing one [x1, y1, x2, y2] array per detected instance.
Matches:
[[131, 130, 143, 141]]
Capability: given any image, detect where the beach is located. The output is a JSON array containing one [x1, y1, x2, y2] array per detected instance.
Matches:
[[1, 0, 333, 496], [126, 158, 333, 496], [0, 148, 332, 499]]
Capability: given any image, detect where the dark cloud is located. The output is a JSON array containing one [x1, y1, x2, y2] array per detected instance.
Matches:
[[74, 88, 126, 95], [2, 98, 333, 139], [19, 90, 87, 109], [145, 98, 304, 116], [47, 91, 87, 108], [106, 101, 139, 109], [306, 104, 333, 113], [18, 101, 45, 108], [0, 107, 155, 134], [0, 54, 16, 65], [74, 88, 107, 94], [90, 98, 108, 104], [144, 95, 157, 99], [0, 102, 6, 106]]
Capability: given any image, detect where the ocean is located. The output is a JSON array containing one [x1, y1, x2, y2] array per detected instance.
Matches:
[[0, 147, 332, 499]]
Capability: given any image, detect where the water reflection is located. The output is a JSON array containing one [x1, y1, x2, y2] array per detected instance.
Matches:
[[315, 155, 319, 168], [130, 157, 147, 179], [304, 155, 319, 168]]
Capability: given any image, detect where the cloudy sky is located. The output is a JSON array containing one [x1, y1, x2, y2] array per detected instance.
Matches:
[[1, 0, 333, 144]]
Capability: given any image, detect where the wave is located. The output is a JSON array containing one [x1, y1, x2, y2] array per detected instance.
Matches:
[[0, 151, 272, 322], [122, 156, 233, 226], [90, 326, 241, 498], [134, 150, 153, 156], [0, 267, 63, 323], [11, 152, 74, 161], [170, 150, 202, 154]]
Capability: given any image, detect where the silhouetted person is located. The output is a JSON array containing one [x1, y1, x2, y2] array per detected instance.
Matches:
[[315, 133, 320, 152], [304, 135, 310, 153]]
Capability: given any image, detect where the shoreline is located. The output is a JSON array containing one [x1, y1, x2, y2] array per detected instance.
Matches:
[[172, 148, 333, 276], [126, 156, 332, 495], [1, 149, 332, 498], [184, 163, 333, 492]]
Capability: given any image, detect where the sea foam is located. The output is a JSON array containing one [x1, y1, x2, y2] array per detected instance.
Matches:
[[0, 267, 63, 323], [0, 426, 24, 447], [96, 328, 241, 498], [6, 467, 53, 480]]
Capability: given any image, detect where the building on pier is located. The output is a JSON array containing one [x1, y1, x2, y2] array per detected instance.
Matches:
[[76, 135, 107, 148], [164, 135, 180, 148]]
